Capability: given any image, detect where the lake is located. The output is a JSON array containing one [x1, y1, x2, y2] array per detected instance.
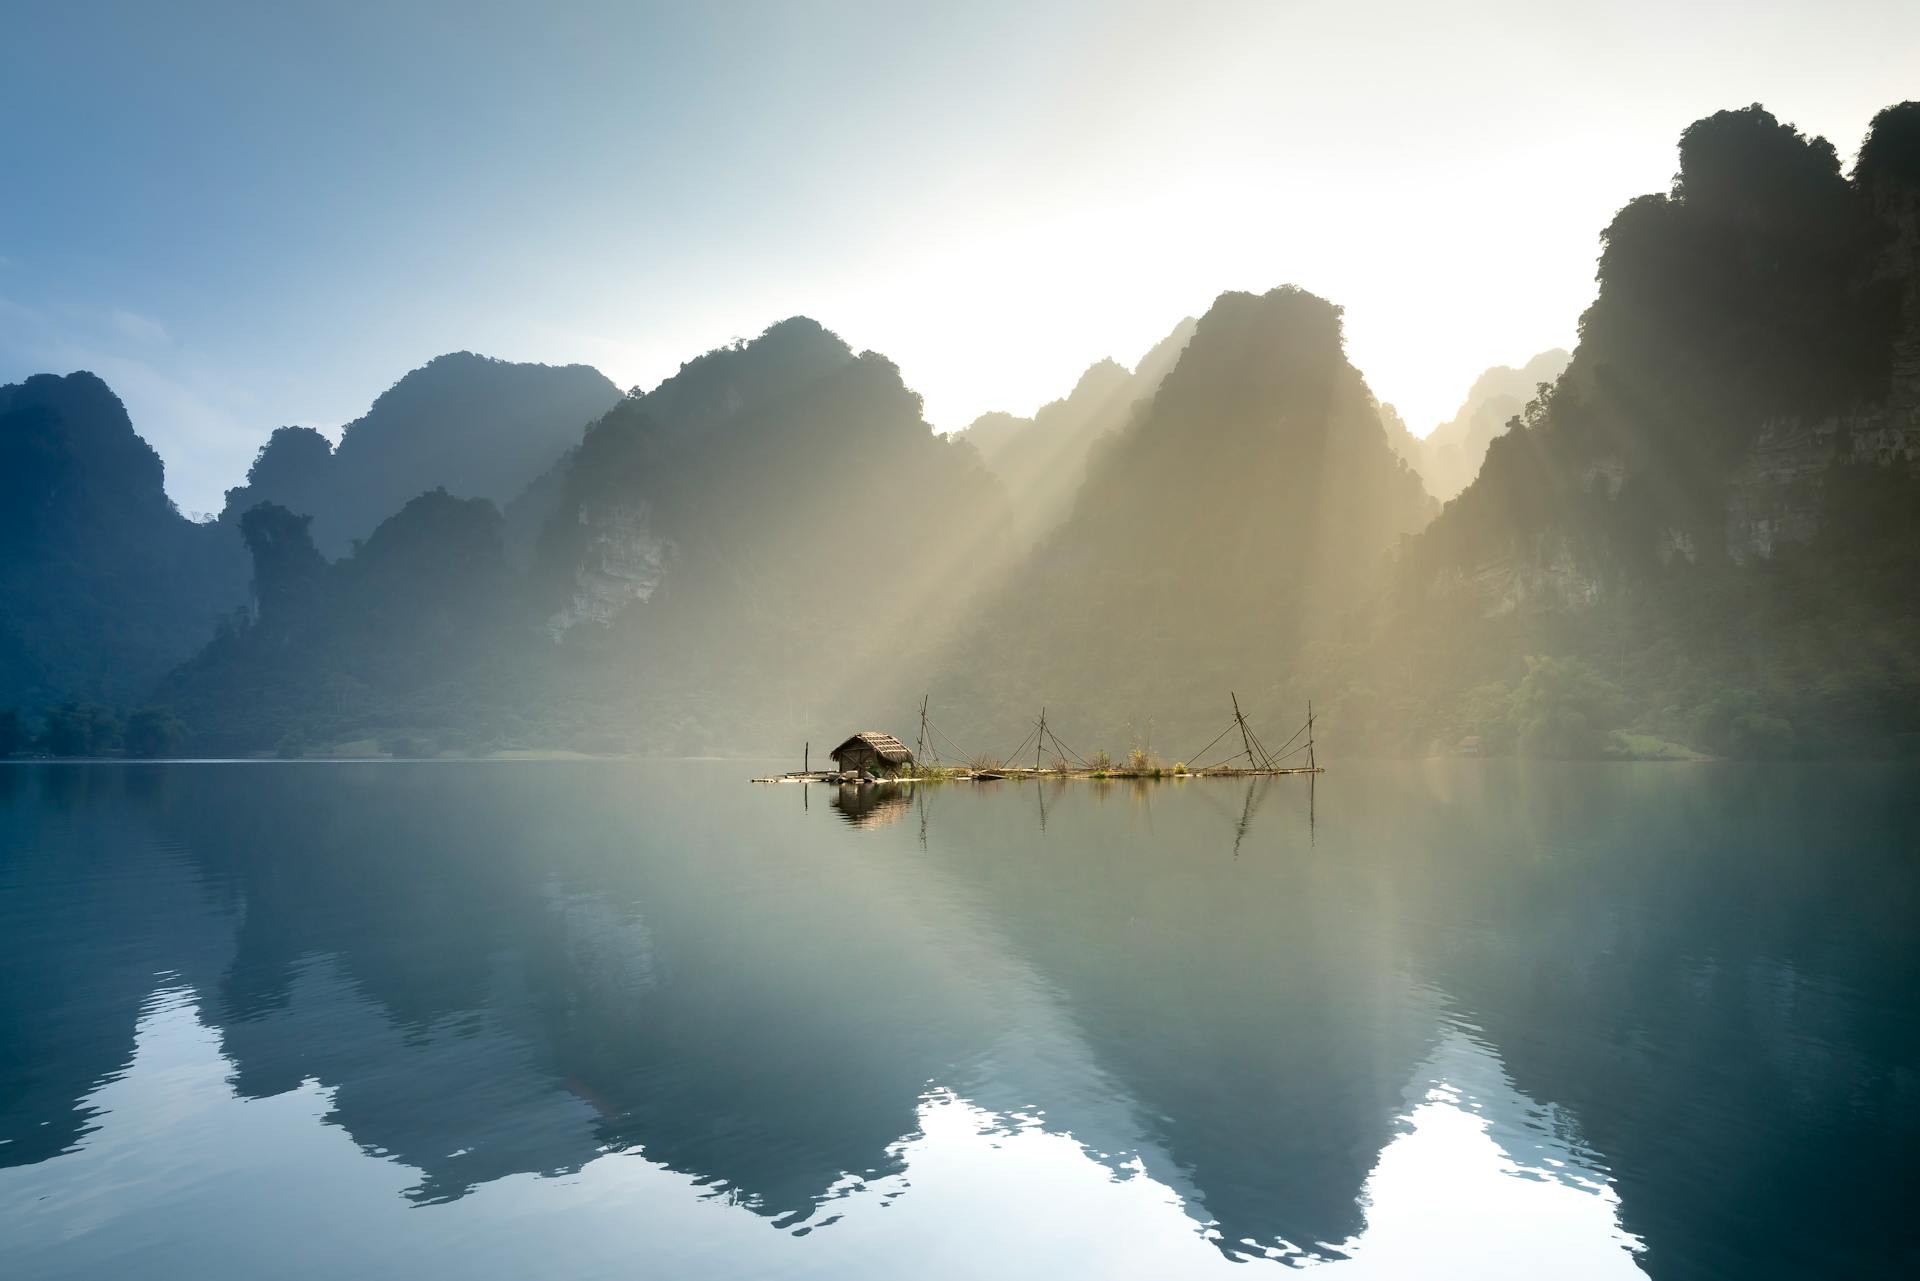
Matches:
[[2, 760, 1915, 1279]]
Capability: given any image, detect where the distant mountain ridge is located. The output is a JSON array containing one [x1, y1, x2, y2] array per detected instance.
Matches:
[[1386, 349, 1572, 501], [222, 352, 621, 557], [954, 317, 1198, 547]]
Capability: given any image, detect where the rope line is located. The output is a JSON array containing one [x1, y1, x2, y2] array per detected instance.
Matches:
[[1266, 720, 1309, 757], [1181, 721, 1238, 769], [1043, 725, 1091, 768], [925, 719, 977, 764], [1189, 742, 1242, 771], [1247, 723, 1279, 769], [905, 703, 1318, 774], [1189, 730, 1243, 771], [1000, 723, 1039, 768], [1188, 715, 1314, 772]]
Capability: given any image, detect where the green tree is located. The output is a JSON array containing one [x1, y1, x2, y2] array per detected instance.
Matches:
[[1509, 656, 1626, 759], [39, 702, 122, 756], [124, 706, 187, 758], [0, 709, 26, 756], [1693, 691, 1796, 759], [1460, 681, 1518, 754]]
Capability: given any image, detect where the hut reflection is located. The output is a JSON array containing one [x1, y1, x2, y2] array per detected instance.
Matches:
[[829, 782, 913, 829]]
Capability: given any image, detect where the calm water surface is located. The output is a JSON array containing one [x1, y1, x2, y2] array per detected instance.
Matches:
[[2, 761, 1915, 1279]]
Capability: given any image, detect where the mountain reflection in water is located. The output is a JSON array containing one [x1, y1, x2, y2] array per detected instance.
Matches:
[[1, 761, 1915, 1280]]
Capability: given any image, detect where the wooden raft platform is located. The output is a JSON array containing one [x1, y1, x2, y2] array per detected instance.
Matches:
[[753, 694, 1323, 784], [751, 765, 1323, 783]]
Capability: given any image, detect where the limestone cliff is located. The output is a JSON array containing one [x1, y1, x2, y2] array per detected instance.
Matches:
[[1414, 102, 1920, 614], [546, 501, 673, 638]]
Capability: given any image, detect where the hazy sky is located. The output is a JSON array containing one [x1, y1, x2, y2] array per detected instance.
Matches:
[[3, 0, 1917, 513]]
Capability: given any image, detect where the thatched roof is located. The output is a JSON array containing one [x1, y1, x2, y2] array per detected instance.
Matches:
[[830, 731, 913, 764]]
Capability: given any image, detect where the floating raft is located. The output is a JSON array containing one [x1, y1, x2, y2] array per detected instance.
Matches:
[[753, 694, 1323, 784], [751, 765, 1322, 783]]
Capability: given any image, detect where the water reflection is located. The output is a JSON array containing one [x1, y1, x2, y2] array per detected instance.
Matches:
[[2, 761, 1916, 1279], [829, 781, 914, 829]]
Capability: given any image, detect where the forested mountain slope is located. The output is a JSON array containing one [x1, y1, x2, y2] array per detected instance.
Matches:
[[925, 286, 1434, 757], [0, 372, 247, 710], [166, 320, 1007, 753], [1329, 101, 1920, 759]]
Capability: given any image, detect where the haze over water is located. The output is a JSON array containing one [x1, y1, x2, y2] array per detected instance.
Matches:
[[3, 761, 1914, 1279]]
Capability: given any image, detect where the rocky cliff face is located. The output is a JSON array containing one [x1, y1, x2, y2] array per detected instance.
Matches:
[[1440, 378, 1920, 603], [1724, 180, 1920, 564], [1724, 414, 1920, 564], [1435, 390, 1920, 610], [546, 501, 672, 638], [1434, 536, 1605, 616], [1419, 110, 1920, 614]]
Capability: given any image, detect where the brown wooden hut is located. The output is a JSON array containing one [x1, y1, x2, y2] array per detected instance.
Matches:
[[829, 731, 914, 778]]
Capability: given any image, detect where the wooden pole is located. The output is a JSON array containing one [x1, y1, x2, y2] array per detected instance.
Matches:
[[1232, 692, 1255, 769], [1036, 708, 1046, 773], [1307, 701, 1316, 772], [805, 741, 809, 775]]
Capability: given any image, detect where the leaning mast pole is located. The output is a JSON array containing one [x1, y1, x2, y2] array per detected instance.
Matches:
[[1232, 692, 1257, 769]]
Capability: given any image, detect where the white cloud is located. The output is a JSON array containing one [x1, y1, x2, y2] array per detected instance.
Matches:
[[110, 307, 171, 346]]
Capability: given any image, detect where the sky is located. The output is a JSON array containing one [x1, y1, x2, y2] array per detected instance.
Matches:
[[3, 0, 1917, 514]]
